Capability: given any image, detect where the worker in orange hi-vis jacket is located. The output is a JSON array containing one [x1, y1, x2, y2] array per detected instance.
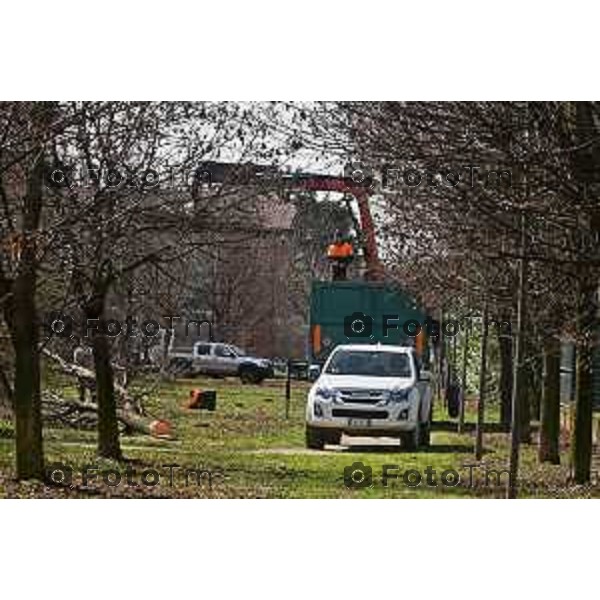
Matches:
[[327, 230, 354, 281]]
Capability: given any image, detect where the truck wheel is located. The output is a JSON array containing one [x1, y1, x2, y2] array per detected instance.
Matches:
[[419, 405, 432, 447], [327, 430, 342, 446], [401, 422, 420, 451], [305, 425, 326, 450], [239, 367, 261, 384], [419, 420, 431, 447]]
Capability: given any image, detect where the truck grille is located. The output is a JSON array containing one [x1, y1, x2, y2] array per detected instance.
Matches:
[[339, 389, 387, 404], [332, 408, 389, 419]]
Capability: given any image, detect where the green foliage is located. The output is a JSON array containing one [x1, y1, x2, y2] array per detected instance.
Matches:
[[449, 319, 501, 398], [0, 420, 14, 439]]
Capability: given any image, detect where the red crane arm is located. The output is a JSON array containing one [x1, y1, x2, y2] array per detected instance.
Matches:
[[283, 174, 384, 280]]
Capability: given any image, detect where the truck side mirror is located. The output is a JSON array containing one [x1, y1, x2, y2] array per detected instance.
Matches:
[[308, 364, 321, 381]]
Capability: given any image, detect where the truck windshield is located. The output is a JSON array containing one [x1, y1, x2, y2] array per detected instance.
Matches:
[[325, 350, 412, 378]]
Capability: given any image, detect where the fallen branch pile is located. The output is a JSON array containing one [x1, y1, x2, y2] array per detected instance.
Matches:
[[41, 350, 173, 438], [42, 349, 144, 413], [42, 391, 170, 436]]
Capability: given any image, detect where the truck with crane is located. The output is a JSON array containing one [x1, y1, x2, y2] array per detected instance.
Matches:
[[275, 170, 435, 449]]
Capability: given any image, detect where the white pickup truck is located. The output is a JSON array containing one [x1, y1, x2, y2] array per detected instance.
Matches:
[[305, 344, 433, 450], [169, 342, 274, 384]]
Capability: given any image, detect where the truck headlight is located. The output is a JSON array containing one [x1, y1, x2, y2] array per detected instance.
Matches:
[[314, 402, 324, 417], [389, 388, 410, 403], [316, 387, 338, 401]]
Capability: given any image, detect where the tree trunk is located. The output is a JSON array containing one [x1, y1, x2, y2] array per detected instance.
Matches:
[[85, 293, 122, 460], [571, 273, 595, 484], [498, 315, 513, 431], [539, 335, 561, 464], [9, 137, 45, 480], [530, 351, 543, 422], [93, 331, 122, 459], [508, 212, 528, 499], [10, 285, 44, 479], [524, 339, 543, 424], [458, 310, 469, 434], [570, 101, 599, 484], [475, 299, 488, 461], [518, 341, 532, 444]]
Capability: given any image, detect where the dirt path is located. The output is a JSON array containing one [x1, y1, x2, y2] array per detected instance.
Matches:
[[246, 435, 403, 455]]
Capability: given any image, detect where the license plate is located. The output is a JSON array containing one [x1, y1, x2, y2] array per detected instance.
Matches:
[[348, 418, 370, 428]]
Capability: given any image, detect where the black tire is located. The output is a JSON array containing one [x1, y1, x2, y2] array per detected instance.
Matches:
[[419, 420, 431, 447], [305, 425, 326, 450], [419, 405, 432, 447], [401, 421, 420, 451], [327, 430, 342, 446], [239, 366, 261, 384]]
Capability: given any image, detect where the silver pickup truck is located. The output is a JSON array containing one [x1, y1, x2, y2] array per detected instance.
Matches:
[[169, 342, 274, 384]]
